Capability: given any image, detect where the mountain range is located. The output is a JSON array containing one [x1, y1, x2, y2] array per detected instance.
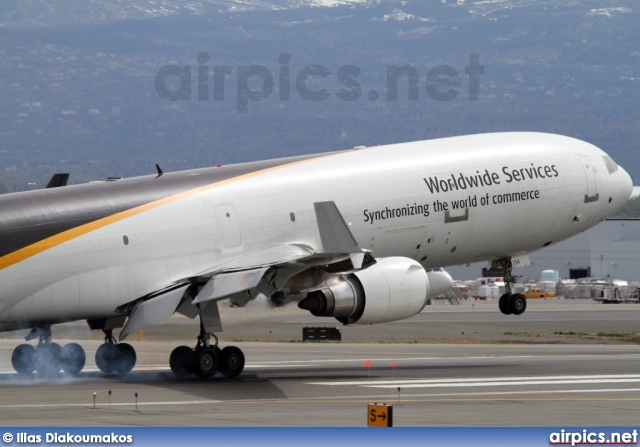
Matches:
[[0, 0, 638, 191]]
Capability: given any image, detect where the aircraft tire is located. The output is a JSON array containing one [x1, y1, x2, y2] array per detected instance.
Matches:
[[192, 346, 218, 379], [11, 344, 36, 375], [60, 343, 86, 376], [35, 343, 62, 377], [220, 346, 245, 378], [95, 343, 117, 374], [509, 293, 527, 315], [113, 343, 136, 374], [498, 293, 512, 315], [170, 346, 194, 378]]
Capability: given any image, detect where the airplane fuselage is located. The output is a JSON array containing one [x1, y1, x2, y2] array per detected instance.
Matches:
[[0, 132, 632, 331]]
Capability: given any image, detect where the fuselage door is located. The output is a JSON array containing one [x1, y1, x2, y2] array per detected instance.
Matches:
[[579, 156, 599, 203]]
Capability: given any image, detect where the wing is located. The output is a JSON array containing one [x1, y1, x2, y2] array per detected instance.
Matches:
[[117, 201, 374, 339]]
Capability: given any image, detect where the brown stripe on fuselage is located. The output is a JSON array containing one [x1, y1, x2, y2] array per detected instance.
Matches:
[[0, 151, 339, 271]]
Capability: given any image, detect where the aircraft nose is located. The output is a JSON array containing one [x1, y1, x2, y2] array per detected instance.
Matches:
[[610, 165, 634, 212], [618, 165, 633, 201]]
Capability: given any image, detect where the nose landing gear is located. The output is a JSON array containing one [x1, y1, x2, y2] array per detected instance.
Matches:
[[496, 257, 527, 316]]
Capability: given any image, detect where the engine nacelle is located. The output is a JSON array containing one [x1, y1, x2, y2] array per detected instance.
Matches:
[[426, 268, 454, 299], [298, 257, 430, 325]]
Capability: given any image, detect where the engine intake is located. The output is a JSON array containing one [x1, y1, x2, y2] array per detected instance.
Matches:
[[298, 257, 430, 325]]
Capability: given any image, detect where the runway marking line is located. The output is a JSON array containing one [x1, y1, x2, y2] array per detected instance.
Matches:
[[4, 389, 640, 411], [307, 374, 640, 387], [367, 379, 640, 389], [2, 352, 640, 376]]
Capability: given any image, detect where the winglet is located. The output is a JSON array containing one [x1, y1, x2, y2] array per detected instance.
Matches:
[[155, 164, 163, 177], [314, 201, 364, 267]]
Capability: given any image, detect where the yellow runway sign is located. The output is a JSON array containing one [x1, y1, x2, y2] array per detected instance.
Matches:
[[368, 403, 393, 427]]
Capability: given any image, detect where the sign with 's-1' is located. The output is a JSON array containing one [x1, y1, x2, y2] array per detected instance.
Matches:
[[368, 403, 393, 427]]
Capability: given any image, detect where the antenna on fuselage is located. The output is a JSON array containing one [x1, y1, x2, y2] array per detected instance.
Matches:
[[46, 173, 69, 188]]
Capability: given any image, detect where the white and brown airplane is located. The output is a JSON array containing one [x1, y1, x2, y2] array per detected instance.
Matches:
[[0, 132, 632, 378]]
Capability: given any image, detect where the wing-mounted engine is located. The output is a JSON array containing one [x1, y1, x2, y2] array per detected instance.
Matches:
[[298, 257, 430, 324], [426, 268, 454, 298]]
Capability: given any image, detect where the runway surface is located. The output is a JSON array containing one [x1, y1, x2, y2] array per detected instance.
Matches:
[[1, 299, 640, 426], [2, 344, 640, 426]]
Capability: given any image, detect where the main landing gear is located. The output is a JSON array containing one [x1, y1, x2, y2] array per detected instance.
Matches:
[[497, 257, 527, 316], [94, 329, 137, 374], [169, 324, 245, 379], [11, 326, 86, 377], [10, 327, 137, 377]]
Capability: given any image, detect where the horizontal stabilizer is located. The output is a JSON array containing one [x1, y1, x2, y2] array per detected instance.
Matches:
[[193, 267, 269, 304], [119, 284, 189, 340]]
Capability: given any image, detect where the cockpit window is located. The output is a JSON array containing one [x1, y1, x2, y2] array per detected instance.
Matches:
[[603, 156, 618, 174]]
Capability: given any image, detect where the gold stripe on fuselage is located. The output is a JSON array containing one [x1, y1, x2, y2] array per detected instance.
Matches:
[[0, 153, 340, 271]]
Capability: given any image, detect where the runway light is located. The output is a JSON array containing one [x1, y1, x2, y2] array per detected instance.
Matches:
[[92, 392, 96, 410], [108, 390, 112, 410]]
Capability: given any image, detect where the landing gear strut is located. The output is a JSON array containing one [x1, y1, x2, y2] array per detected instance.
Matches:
[[95, 329, 137, 374], [497, 257, 527, 316], [169, 320, 245, 379], [11, 326, 86, 377]]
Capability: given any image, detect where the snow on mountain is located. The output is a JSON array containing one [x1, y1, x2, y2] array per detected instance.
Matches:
[[0, 0, 633, 28]]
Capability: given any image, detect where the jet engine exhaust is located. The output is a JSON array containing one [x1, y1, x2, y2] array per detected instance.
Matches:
[[297, 279, 360, 319]]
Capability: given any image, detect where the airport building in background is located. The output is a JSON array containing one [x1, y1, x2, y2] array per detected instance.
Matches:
[[446, 219, 640, 282]]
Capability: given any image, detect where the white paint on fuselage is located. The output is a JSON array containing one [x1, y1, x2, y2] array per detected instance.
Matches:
[[0, 133, 632, 328]]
